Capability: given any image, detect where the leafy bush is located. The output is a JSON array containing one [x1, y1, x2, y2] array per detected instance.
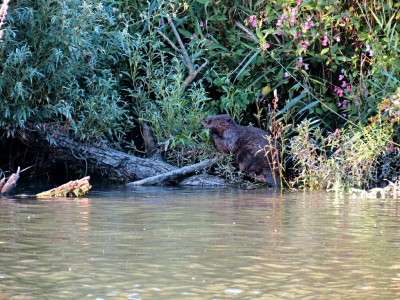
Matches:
[[289, 117, 393, 191], [0, 0, 129, 140], [186, 0, 399, 130]]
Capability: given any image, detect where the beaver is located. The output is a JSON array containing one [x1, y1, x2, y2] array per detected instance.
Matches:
[[202, 114, 279, 186]]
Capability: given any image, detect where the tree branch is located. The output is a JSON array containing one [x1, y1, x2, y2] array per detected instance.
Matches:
[[126, 158, 218, 186], [157, 14, 208, 90]]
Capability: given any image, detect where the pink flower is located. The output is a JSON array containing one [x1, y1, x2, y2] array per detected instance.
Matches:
[[334, 86, 344, 97], [265, 43, 270, 49], [290, 16, 296, 26], [342, 100, 347, 108], [304, 64, 309, 70], [302, 22, 310, 31], [297, 0, 302, 5], [306, 15, 312, 22], [284, 71, 290, 78], [277, 29, 283, 36], [321, 33, 329, 46], [338, 74, 344, 81], [341, 81, 347, 88], [249, 15, 258, 28], [199, 21, 204, 28], [335, 36, 341, 42], [346, 85, 351, 93]]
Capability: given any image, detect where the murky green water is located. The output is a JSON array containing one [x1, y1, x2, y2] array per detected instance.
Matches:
[[0, 187, 400, 299]]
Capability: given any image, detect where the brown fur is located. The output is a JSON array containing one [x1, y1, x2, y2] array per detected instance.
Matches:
[[202, 114, 279, 186]]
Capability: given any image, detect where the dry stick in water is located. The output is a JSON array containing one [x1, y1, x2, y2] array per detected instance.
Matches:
[[1, 167, 20, 194]]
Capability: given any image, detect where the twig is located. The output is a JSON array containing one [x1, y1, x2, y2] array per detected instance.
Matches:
[[181, 60, 208, 89], [166, 14, 195, 74], [158, 14, 208, 90]]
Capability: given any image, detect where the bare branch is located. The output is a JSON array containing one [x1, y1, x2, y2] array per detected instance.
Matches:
[[166, 14, 195, 74], [181, 60, 208, 89], [157, 30, 181, 53], [158, 14, 208, 90]]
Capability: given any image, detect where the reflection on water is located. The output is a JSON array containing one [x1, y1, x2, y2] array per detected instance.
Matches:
[[0, 187, 400, 299]]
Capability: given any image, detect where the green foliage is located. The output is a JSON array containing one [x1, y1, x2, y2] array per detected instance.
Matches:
[[188, 0, 400, 129], [113, 4, 212, 163], [289, 118, 393, 191], [0, 0, 129, 140]]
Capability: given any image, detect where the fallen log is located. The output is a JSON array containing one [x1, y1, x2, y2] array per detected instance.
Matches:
[[36, 176, 92, 197], [127, 158, 218, 186], [16, 124, 223, 186], [18, 124, 175, 183]]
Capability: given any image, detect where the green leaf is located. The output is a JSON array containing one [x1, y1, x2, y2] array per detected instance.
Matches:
[[297, 101, 319, 116], [321, 48, 330, 55], [178, 29, 192, 39], [276, 93, 307, 117], [234, 50, 261, 81]]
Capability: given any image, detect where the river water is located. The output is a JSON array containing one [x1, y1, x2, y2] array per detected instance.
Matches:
[[0, 186, 399, 299]]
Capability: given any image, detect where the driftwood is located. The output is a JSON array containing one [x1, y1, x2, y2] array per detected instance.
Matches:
[[36, 176, 92, 197], [0, 164, 91, 197], [127, 158, 218, 186], [0, 167, 20, 194]]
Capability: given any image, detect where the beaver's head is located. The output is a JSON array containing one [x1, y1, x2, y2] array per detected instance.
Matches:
[[202, 114, 234, 128]]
